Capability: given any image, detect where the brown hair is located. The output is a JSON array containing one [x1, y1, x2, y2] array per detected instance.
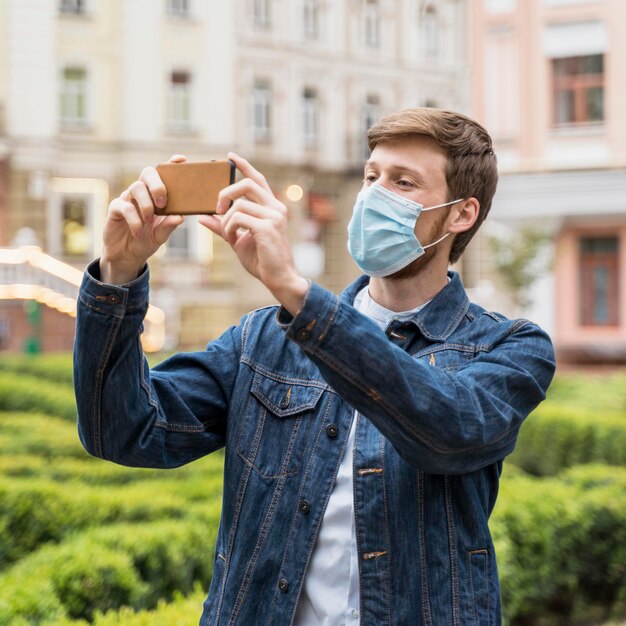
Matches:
[[367, 108, 498, 264]]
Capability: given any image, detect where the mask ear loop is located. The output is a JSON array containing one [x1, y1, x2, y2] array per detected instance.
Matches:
[[422, 231, 451, 249], [420, 198, 463, 249], [421, 198, 463, 212]]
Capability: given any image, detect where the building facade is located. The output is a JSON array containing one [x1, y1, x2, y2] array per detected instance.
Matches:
[[470, 0, 626, 364], [0, 0, 470, 351]]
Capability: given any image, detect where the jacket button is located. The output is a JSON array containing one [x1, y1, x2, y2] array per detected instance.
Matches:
[[326, 424, 339, 438], [278, 578, 289, 593], [295, 327, 311, 341], [298, 499, 311, 514]]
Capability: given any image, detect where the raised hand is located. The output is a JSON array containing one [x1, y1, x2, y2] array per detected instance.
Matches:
[[100, 155, 186, 284], [199, 152, 309, 315]]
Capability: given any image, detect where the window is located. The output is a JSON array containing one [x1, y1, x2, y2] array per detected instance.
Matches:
[[253, 0, 271, 28], [421, 6, 438, 56], [553, 54, 604, 125], [303, 0, 320, 39], [61, 198, 90, 256], [168, 70, 192, 130], [59, 0, 86, 15], [60, 67, 88, 126], [364, 0, 381, 48], [361, 94, 381, 159], [251, 79, 271, 142], [303, 88, 319, 147], [167, 0, 190, 16], [579, 236, 619, 326]]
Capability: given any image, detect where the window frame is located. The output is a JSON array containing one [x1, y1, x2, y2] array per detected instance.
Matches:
[[253, 0, 272, 28], [302, 87, 320, 147], [166, 0, 190, 17], [251, 79, 272, 143], [59, 0, 87, 15], [167, 70, 193, 132], [303, 0, 320, 39], [579, 235, 620, 327], [59, 66, 89, 128], [552, 54, 605, 127]]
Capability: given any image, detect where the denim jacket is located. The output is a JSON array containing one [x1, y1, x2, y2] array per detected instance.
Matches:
[[74, 262, 555, 626]]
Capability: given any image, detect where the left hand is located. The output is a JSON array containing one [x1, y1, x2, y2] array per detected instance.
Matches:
[[199, 152, 309, 315]]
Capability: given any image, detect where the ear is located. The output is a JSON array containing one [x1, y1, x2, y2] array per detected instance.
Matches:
[[448, 198, 479, 234]]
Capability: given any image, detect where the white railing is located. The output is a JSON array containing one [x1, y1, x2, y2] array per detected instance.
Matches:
[[0, 246, 165, 352]]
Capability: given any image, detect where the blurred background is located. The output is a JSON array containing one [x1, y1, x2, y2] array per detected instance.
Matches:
[[0, 0, 624, 362], [1, 2, 626, 626]]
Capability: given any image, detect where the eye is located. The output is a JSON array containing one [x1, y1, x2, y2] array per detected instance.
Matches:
[[363, 173, 378, 184], [396, 179, 415, 189]]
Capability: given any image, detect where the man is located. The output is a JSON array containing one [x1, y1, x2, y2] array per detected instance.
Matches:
[[74, 108, 555, 625]]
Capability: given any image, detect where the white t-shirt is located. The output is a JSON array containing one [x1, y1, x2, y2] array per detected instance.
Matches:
[[293, 287, 430, 626]]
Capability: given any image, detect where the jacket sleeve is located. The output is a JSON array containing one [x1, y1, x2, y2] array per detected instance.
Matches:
[[278, 282, 556, 474], [73, 261, 241, 469]]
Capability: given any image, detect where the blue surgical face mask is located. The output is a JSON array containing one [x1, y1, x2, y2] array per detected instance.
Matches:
[[347, 184, 462, 278]]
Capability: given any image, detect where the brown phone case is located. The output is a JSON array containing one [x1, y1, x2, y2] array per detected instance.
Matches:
[[155, 160, 236, 215]]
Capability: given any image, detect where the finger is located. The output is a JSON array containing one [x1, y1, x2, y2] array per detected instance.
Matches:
[[154, 215, 185, 245], [168, 154, 187, 163], [227, 152, 272, 194], [199, 215, 225, 240], [222, 210, 265, 247], [127, 181, 157, 221], [216, 178, 279, 215], [220, 198, 276, 235], [108, 197, 144, 239], [139, 166, 168, 210]]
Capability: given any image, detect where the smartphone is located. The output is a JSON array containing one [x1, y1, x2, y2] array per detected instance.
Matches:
[[155, 160, 236, 215]]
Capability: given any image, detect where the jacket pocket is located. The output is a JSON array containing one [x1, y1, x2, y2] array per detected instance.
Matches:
[[468, 548, 491, 626], [236, 370, 326, 479]]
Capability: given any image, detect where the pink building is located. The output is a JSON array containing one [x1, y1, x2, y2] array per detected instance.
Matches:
[[470, 0, 626, 365]]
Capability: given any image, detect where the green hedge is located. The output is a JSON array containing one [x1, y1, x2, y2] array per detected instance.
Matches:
[[0, 353, 74, 385], [546, 373, 626, 413], [493, 465, 626, 625], [48, 589, 206, 626], [510, 404, 626, 476], [0, 451, 224, 485], [0, 471, 223, 568], [0, 373, 76, 420], [0, 513, 219, 625], [0, 413, 85, 459]]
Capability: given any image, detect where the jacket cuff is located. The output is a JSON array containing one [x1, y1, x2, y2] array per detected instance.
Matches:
[[79, 259, 150, 318], [276, 281, 340, 350]]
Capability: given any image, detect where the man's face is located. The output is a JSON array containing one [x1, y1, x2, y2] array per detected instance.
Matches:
[[361, 137, 452, 277]]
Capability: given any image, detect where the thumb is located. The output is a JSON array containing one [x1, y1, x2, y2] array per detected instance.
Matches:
[[155, 215, 184, 244]]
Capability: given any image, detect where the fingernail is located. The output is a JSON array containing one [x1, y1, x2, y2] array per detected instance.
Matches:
[[156, 196, 166, 208]]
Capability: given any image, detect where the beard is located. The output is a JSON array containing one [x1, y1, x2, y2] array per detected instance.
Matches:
[[386, 213, 449, 281]]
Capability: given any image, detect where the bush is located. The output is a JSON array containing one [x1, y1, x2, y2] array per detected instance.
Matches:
[[0, 514, 219, 625], [546, 373, 626, 413], [0, 372, 76, 420], [0, 353, 74, 385], [0, 413, 85, 459], [0, 473, 223, 568], [48, 589, 206, 626], [492, 467, 626, 625], [510, 404, 626, 476]]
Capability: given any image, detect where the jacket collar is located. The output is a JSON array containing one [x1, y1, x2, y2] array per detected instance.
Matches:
[[341, 271, 470, 342]]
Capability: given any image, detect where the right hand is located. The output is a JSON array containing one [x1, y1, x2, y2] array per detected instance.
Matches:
[[100, 155, 186, 284]]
